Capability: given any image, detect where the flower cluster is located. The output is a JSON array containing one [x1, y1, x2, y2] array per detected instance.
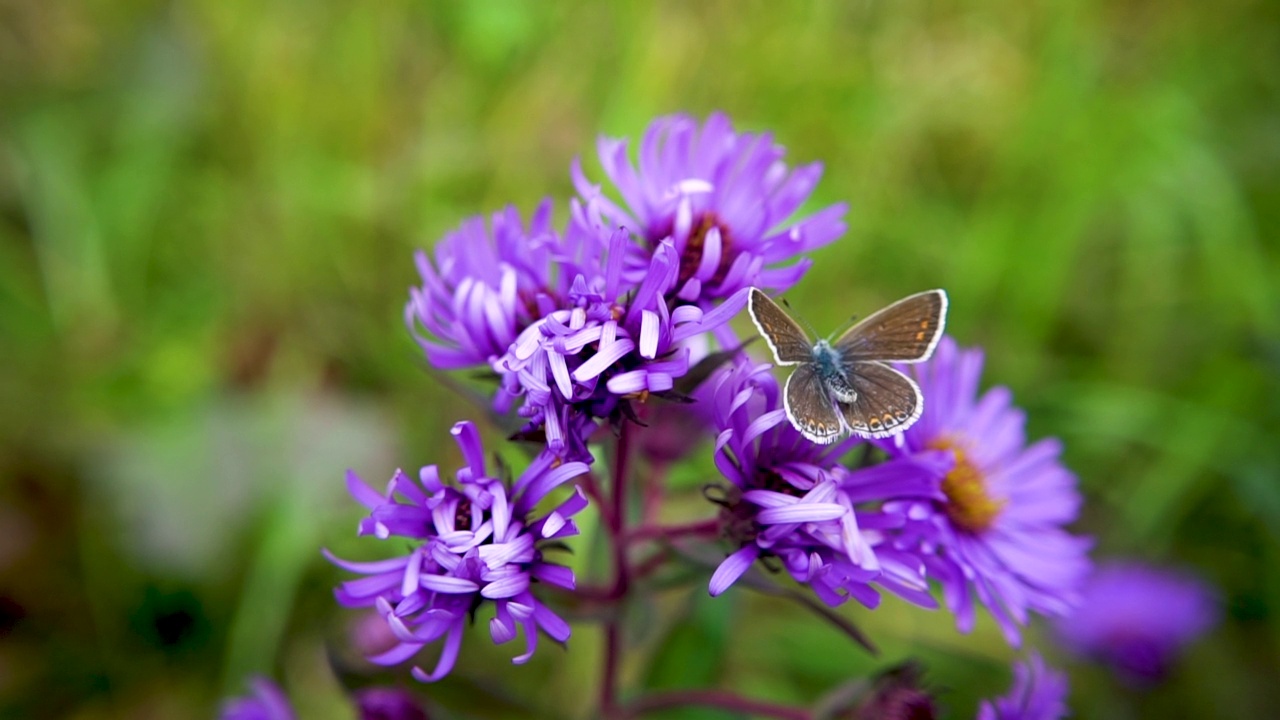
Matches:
[[572, 112, 847, 307], [494, 229, 747, 456], [703, 339, 1093, 646], [305, 113, 1104, 717], [327, 422, 588, 681], [331, 113, 848, 690], [405, 200, 559, 372], [407, 114, 845, 456], [706, 360, 949, 609]]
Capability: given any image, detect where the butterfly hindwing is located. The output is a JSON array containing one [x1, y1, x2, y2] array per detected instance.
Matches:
[[838, 361, 923, 439], [784, 364, 843, 444], [748, 288, 813, 365], [834, 289, 947, 364]]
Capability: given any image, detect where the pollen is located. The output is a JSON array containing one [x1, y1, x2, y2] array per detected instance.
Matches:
[[677, 213, 734, 288], [929, 438, 1005, 533], [454, 500, 473, 531]]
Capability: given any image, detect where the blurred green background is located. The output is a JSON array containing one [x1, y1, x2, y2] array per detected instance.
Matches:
[[2, 1, 1278, 718]]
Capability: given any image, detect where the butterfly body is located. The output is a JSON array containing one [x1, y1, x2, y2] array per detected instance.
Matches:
[[747, 287, 948, 444], [809, 340, 858, 403]]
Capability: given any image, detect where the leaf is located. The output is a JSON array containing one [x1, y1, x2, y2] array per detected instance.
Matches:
[[642, 591, 734, 720]]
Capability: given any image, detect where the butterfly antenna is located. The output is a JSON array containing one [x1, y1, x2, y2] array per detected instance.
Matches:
[[777, 296, 822, 339], [828, 313, 861, 341], [799, 312, 822, 342]]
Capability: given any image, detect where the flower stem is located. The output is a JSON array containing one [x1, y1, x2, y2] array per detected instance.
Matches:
[[623, 690, 809, 720], [600, 620, 622, 718], [610, 421, 634, 596], [631, 548, 672, 582], [600, 421, 635, 718], [579, 470, 612, 530], [641, 465, 668, 524], [626, 518, 720, 543]]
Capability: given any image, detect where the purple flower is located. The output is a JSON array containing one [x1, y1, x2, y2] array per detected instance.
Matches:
[[880, 337, 1092, 644], [1052, 561, 1219, 683], [705, 360, 947, 608], [572, 112, 846, 308], [326, 421, 589, 682], [406, 201, 559, 372], [354, 687, 428, 720], [496, 225, 747, 454], [219, 677, 295, 720], [977, 654, 1069, 720]]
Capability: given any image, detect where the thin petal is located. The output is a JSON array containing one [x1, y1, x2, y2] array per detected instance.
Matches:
[[709, 546, 759, 596]]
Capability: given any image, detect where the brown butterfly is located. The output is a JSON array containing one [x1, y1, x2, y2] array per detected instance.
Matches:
[[747, 287, 947, 443]]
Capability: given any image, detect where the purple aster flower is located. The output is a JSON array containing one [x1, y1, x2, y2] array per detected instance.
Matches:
[[326, 421, 589, 682], [705, 360, 948, 609], [1052, 561, 1219, 683], [572, 112, 847, 309], [880, 337, 1092, 645], [406, 201, 559, 372], [353, 687, 428, 720], [977, 654, 1069, 720], [219, 677, 295, 720], [496, 224, 747, 454]]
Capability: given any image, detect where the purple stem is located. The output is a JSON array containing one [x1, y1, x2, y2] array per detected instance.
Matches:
[[641, 465, 668, 524], [600, 422, 635, 718], [601, 621, 622, 717], [610, 421, 634, 596], [627, 518, 720, 543], [579, 470, 612, 530]]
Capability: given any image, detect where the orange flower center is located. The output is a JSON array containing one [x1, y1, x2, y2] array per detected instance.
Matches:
[[454, 500, 473, 531], [676, 213, 734, 288], [929, 439, 1004, 533]]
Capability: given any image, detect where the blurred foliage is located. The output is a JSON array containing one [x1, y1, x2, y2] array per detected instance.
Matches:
[[1, 0, 1278, 718]]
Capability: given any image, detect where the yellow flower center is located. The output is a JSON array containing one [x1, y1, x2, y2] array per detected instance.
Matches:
[[929, 439, 1005, 533]]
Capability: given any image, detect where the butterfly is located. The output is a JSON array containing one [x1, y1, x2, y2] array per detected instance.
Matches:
[[747, 287, 948, 443]]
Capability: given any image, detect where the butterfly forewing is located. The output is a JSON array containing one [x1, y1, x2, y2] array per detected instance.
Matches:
[[748, 288, 813, 365], [784, 364, 843, 444], [834, 289, 947, 364], [838, 362, 924, 438]]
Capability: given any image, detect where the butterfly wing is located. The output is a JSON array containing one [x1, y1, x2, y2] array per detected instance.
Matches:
[[838, 362, 924, 438], [834, 289, 947, 364], [784, 364, 844, 444], [748, 288, 813, 365]]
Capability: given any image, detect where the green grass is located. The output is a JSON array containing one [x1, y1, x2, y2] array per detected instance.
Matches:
[[1, 1, 1277, 717]]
